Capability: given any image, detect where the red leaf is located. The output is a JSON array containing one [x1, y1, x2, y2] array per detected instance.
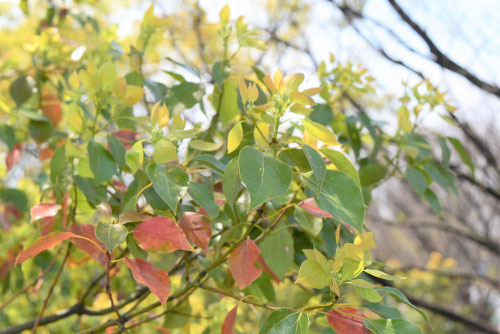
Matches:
[[178, 212, 212, 253], [133, 217, 193, 252], [221, 305, 238, 334], [229, 239, 262, 289], [40, 217, 55, 236], [30, 203, 61, 222], [15, 232, 76, 265], [297, 198, 332, 218], [112, 129, 138, 149], [69, 223, 106, 264], [257, 254, 280, 284], [6, 144, 21, 171], [124, 257, 170, 305], [327, 307, 370, 334]]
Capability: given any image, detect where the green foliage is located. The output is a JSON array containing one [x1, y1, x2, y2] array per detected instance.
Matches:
[[0, 2, 470, 333]]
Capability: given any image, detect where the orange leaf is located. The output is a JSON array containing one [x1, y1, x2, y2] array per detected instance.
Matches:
[[133, 217, 193, 252], [178, 212, 212, 253], [5, 144, 21, 171], [297, 198, 332, 218], [69, 223, 106, 264], [15, 232, 76, 265], [30, 203, 62, 223], [327, 307, 370, 334], [221, 305, 238, 334], [229, 239, 262, 289], [124, 257, 170, 305]]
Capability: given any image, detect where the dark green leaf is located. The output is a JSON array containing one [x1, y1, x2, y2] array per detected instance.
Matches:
[[0, 125, 16, 151], [363, 319, 422, 334], [260, 309, 309, 334], [222, 158, 240, 208], [303, 170, 365, 232], [359, 163, 387, 187], [405, 166, 427, 194], [108, 135, 126, 169], [88, 139, 116, 184], [187, 182, 219, 218], [146, 164, 188, 215], [239, 147, 293, 212], [447, 137, 475, 176], [10, 76, 32, 106], [260, 222, 294, 279], [302, 145, 326, 186]]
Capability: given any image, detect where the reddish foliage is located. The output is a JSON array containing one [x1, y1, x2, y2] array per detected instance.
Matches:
[[229, 239, 262, 289], [297, 198, 333, 218], [6, 144, 22, 170], [133, 216, 193, 252], [221, 305, 238, 334], [178, 212, 212, 253], [15, 232, 76, 265], [124, 257, 171, 305], [69, 223, 106, 264], [327, 307, 370, 334], [30, 203, 61, 222]]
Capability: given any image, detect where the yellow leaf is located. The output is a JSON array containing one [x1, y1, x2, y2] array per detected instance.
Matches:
[[123, 86, 144, 106], [254, 121, 269, 147], [273, 68, 283, 89], [239, 76, 248, 103], [171, 112, 185, 131], [263, 73, 277, 94], [284, 73, 304, 91], [248, 83, 258, 103], [151, 101, 169, 128], [290, 91, 315, 105], [302, 87, 322, 96], [69, 71, 80, 88], [78, 70, 93, 92], [227, 122, 243, 153], [302, 119, 339, 146], [302, 129, 317, 146], [290, 104, 312, 115], [220, 5, 230, 25], [99, 62, 117, 91]]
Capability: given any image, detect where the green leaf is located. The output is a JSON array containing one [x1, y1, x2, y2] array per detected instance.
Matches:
[[302, 145, 326, 186], [379, 286, 431, 326], [220, 81, 240, 126], [167, 128, 204, 141], [294, 206, 323, 236], [88, 139, 116, 184], [359, 163, 387, 187], [165, 82, 204, 113], [424, 189, 441, 215], [364, 303, 403, 319], [10, 76, 32, 106], [422, 161, 456, 194], [355, 286, 382, 302], [296, 249, 330, 289], [405, 166, 427, 194], [260, 309, 309, 334], [239, 147, 292, 212], [364, 269, 405, 281], [191, 155, 226, 175], [107, 135, 126, 169], [95, 221, 128, 251], [126, 142, 144, 174], [303, 170, 365, 232], [278, 148, 311, 173], [153, 139, 178, 164], [260, 222, 294, 279], [438, 137, 450, 168], [222, 158, 240, 207], [74, 176, 107, 207], [447, 137, 475, 176], [126, 234, 148, 261], [320, 148, 360, 185], [146, 164, 188, 215], [363, 319, 423, 334], [187, 182, 219, 218], [50, 145, 66, 183], [189, 139, 222, 151], [0, 125, 16, 151]]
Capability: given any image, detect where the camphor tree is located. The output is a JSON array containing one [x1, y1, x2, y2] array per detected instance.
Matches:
[[0, 1, 480, 333]]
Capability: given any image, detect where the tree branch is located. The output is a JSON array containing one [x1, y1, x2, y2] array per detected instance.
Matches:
[[386, 0, 500, 97]]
